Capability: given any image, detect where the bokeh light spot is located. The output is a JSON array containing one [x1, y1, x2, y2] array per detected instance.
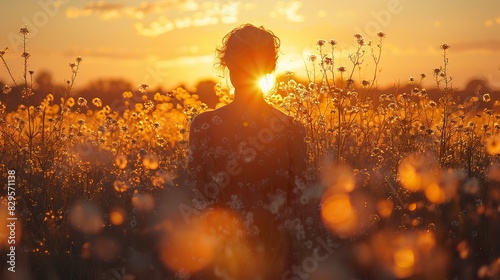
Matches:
[[110, 208, 126, 225]]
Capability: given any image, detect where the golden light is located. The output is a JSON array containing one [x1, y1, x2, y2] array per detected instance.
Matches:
[[398, 152, 438, 192], [159, 208, 250, 275], [486, 134, 500, 155], [321, 193, 357, 237], [393, 248, 415, 276], [259, 74, 276, 94], [376, 200, 394, 218], [113, 180, 129, 193], [131, 192, 155, 211], [142, 154, 159, 170], [109, 208, 125, 225], [321, 163, 356, 194], [425, 183, 446, 204], [160, 224, 217, 273], [114, 155, 128, 169], [68, 201, 104, 234]]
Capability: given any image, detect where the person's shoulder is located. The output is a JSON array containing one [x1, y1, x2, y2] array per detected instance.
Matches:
[[189, 110, 218, 136], [190, 109, 216, 127], [268, 106, 303, 128]]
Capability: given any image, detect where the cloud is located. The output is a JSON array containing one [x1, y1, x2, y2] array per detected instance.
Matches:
[[67, 0, 241, 36], [66, 0, 186, 20], [62, 47, 145, 60], [134, 2, 240, 37], [148, 55, 213, 69], [484, 17, 500, 27], [270, 1, 305, 23], [451, 40, 500, 53]]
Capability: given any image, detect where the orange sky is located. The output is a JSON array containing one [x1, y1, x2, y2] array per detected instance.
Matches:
[[1, 0, 499, 90]]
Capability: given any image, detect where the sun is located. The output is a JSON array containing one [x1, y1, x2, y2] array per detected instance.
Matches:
[[258, 74, 276, 94]]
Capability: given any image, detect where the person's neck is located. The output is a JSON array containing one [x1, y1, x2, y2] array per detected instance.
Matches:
[[232, 86, 265, 105]]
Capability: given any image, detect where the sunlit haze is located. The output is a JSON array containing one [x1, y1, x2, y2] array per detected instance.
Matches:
[[1, 0, 499, 90]]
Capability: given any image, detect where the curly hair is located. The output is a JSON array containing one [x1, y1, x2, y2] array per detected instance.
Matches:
[[215, 24, 280, 76]]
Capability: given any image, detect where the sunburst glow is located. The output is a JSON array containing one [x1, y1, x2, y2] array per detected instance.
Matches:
[[259, 74, 276, 94]]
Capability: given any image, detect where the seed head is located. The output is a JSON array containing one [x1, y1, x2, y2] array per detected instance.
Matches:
[[440, 43, 450, 51], [19, 26, 30, 35], [0, 47, 8, 57]]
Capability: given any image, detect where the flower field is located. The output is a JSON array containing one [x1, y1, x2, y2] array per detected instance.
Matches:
[[1, 27, 500, 279]]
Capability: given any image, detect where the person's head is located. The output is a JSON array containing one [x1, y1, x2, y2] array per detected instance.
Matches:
[[216, 24, 280, 89]]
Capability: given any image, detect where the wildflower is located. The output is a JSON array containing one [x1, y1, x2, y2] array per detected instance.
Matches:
[[377, 31, 386, 38], [323, 57, 333, 65], [69, 63, 76, 69], [433, 68, 441, 75], [121, 125, 129, 132], [372, 147, 382, 155], [0, 47, 8, 57], [77, 97, 87, 107], [3, 85, 11, 94], [361, 80, 370, 87], [469, 96, 479, 103], [138, 83, 149, 94], [308, 82, 318, 91], [98, 125, 106, 133], [76, 56, 83, 63], [144, 100, 154, 110], [408, 77, 415, 84], [440, 43, 450, 51], [485, 108, 495, 116], [357, 38, 365, 46], [354, 33, 362, 39], [21, 88, 33, 99], [483, 93, 491, 102], [77, 119, 85, 126], [19, 26, 30, 35], [153, 122, 161, 129], [21, 52, 30, 59], [316, 39, 326, 47], [337, 66, 346, 72], [309, 55, 317, 62], [92, 97, 102, 107], [329, 39, 337, 46], [122, 91, 133, 99]]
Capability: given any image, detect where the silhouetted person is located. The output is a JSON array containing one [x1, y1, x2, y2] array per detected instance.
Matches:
[[188, 24, 307, 279]]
